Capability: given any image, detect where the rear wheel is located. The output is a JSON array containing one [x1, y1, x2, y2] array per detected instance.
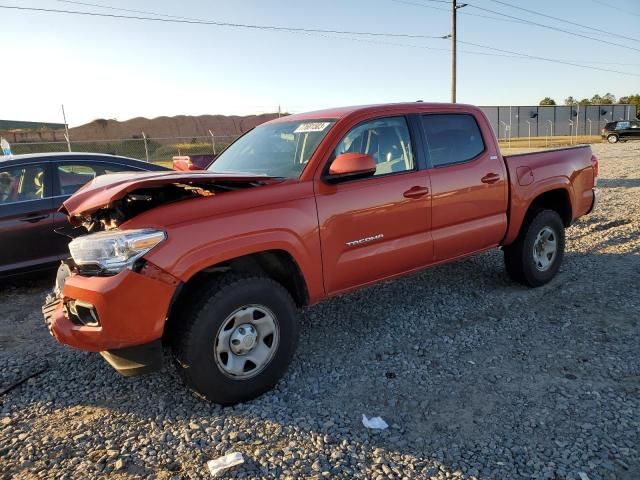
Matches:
[[504, 209, 565, 287], [607, 134, 619, 144], [173, 274, 299, 405]]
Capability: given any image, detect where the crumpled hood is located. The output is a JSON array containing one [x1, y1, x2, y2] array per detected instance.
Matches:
[[61, 170, 277, 217]]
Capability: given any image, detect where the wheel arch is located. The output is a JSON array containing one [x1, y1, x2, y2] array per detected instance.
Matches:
[[526, 188, 573, 227], [164, 249, 310, 342], [504, 182, 574, 245]]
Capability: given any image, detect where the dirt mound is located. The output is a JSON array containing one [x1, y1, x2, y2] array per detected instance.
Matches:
[[69, 113, 281, 141]]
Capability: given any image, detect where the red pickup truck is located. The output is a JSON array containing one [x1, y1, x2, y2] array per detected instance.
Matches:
[[43, 103, 598, 405]]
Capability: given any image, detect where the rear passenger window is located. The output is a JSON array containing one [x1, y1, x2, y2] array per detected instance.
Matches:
[[421, 114, 485, 167], [57, 164, 100, 196]]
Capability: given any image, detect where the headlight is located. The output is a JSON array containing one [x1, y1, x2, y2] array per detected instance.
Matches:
[[69, 229, 166, 275]]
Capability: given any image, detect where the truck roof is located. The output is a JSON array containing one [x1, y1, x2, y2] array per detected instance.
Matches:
[[268, 102, 477, 123]]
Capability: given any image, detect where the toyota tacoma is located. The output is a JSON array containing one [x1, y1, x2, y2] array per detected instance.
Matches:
[[42, 103, 598, 405]]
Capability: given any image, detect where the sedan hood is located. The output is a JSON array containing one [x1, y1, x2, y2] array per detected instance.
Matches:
[[61, 170, 278, 217]]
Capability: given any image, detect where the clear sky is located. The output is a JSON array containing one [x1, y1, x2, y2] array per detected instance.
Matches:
[[2, 0, 639, 126]]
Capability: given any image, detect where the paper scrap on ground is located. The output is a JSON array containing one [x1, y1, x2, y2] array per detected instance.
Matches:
[[578, 473, 590, 480], [207, 452, 244, 477], [362, 414, 389, 430]]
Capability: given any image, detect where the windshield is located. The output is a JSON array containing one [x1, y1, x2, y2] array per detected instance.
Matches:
[[208, 120, 336, 178]]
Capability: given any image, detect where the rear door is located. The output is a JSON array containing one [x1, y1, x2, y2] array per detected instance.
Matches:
[[0, 162, 58, 273], [420, 113, 508, 261], [629, 121, 640, 139], [314, 115, 433, 294]]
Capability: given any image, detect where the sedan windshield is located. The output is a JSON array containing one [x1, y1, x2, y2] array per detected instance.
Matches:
[[208, 120, 336, 178]]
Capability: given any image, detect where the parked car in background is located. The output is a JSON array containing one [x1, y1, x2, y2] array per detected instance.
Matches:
[[172, 154, 216, 171], [602, 120, 640, 143], [43, 103, 598, 405], [0, 152, 168, 277]]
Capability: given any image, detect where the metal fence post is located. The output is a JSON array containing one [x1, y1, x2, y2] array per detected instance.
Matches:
[[142, 131, 150, 162], [63, 133, 71, 152], [576, 104, 580, 143], [508, 105, 512, 148], [545, 125, 548, 147], [208, 129, 216, 155], [569, 120, 574, 145]]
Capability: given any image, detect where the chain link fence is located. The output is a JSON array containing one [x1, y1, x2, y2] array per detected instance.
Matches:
[[8, 135, 241, 164]]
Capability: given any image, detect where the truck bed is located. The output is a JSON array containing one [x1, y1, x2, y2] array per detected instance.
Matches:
[[502, 145, 596, 245]]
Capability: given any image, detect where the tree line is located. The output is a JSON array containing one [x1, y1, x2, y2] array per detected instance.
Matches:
[[539, 93, 640, 106]]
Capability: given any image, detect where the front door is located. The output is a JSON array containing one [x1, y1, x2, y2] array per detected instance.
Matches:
[[314, 116, 432, 295], [0, 162, 58, 274], [420, 113, 508, 261]]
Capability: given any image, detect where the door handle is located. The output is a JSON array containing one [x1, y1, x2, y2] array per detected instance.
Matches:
[[403, 186, 430, 199], [20, 214, 48, 223], [481, 173, 501, 184]]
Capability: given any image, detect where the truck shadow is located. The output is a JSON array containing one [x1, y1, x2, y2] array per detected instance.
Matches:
[[2, 249, 638, 479]]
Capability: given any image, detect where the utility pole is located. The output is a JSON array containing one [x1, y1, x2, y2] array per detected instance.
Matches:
[[450, 2, 467, 103], [451, 0, 457, 103]]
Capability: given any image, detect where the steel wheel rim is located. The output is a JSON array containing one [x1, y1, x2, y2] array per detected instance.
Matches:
[[532, 226, 557, 272], [214, 305, 279, 379]]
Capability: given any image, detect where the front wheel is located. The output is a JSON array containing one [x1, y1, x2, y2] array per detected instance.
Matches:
[[607, 134, 619, 144], [504, 209, 565, 287], [173, 274, 299, 405]]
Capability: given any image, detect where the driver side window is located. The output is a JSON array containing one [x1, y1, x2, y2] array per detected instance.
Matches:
[[334, 117, 414, 176]]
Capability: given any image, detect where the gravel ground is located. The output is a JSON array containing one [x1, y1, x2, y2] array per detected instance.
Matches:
[[1, 142, 638, 480]]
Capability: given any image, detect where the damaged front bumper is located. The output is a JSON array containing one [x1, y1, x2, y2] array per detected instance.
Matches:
[[42, 260, 180, 376]]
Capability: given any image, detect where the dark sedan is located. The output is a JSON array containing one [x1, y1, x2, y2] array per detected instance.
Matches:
[[0, 152, 169, 277]]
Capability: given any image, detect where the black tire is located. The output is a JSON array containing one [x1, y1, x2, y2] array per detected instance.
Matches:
[[607, 134, 619, 144], [503, 209, 565, 287], [173, 274, 299, 405]]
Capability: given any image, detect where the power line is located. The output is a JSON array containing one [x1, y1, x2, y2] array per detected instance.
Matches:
[[485, 0, 639, 43], [392, 0, 640, 67], [46, 0, 640, 68], [458, 40, 639, 77], [465, 2, 640, 53], [2, 3, 639, 77], [54, 0, 213, 21], [0, 4, 447, 39], [588, 0, 640, 17], [391, 0, 598, 36]]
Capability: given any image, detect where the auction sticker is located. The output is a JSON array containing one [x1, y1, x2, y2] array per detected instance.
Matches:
[[294, 122, 332, 133]]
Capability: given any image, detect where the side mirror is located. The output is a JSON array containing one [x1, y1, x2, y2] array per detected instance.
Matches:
[[327, 153, 376, 182]]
